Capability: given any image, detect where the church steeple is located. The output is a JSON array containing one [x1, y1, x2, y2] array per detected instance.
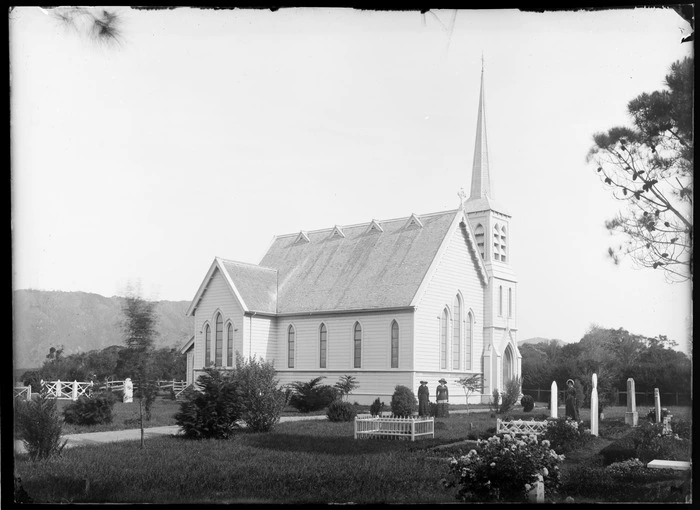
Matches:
[[469, 58, 492, 201]]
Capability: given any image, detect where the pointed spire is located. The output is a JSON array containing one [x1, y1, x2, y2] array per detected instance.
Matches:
[[469, 58, 492, 201]]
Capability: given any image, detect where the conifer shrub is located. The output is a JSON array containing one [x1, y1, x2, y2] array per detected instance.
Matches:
[[14, 392, 67, 461], [390, 385, 417, 417], [369, 397, 384, 416], [175, 367, 244, 439], [63, 391, 117, 425], [520, 394, 535, 412], [326, 400, 357, 422], [288, 376, 338, 413]]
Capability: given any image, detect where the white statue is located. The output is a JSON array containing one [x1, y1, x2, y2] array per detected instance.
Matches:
[[123, 378, 133, 403]]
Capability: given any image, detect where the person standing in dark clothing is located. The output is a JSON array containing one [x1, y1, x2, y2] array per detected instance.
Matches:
[[565, 379, 579, 421], [436, 378, 449, 418], [418, 380, 430, 417]]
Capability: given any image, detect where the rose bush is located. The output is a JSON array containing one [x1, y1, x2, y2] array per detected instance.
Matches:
[[444, 433, 565, 502]]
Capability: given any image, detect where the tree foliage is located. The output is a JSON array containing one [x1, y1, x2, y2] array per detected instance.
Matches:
[[520, 326, 691, 404], [587, 56, 693, 282]]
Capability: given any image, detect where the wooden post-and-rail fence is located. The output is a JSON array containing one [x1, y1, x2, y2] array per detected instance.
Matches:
[[14, 379, 191, 401], [522, 388, 691, 407]]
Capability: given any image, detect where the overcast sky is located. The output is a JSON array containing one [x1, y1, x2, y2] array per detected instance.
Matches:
[[10, 7, 693, 354]]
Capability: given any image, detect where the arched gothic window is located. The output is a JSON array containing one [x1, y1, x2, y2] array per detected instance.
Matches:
[[465, 311, 473, 370], [204, 324, 211, 366], [215, 313, 223, 367], [508, 288, 513, 318], [440, 307, 449, 370], [353, 322, 362, 369], [319, 323, 327, 369], [391, 320, 399, 368], [452, 295, 462, 370], [499, 286, 503, 316], [227, 323, 234, 366], [287, 325, 295, 368]]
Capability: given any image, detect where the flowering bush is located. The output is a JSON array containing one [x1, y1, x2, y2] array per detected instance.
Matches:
[[543, 417, 592, 453], [444, 433, 565, 502]]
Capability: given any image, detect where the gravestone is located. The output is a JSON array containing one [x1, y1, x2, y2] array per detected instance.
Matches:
[[590, 373, 599, 436], [624, 378, 638, 427], [654, 388, 661, 423], [123, 378, 134, 403], [527, 480, 545, 503], [550, 381, 557, 419]]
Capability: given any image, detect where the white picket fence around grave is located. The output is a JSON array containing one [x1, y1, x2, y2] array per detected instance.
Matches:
[[496, 418, 549, 437], [13, 386, 32, 401], [354, 415, 435, 441], [39, 379, 190, 400]]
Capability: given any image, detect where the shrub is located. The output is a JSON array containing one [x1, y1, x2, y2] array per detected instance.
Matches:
[[326, 400, 357, 422], [600, 436, 638, 465], [672, 418, 691, 440], [233, 355, 288, 432], [63, 391, 117, 425], [334, 375, 360, 401], [520, 394, 535, 413], [369, 397, 384, 417], [14, 392, 67, 461], [288, 377, 338, 413], [629, 421, 691, 463], [444, 434, 565, 502], [499, 376, 522, 414], [645, 407, 670, 423], [390, 385, 417, 417], [490, 388, 500, 412], [543, 417, 592, 454], [174, 367, 244, 439], [429, 402, 438, 417], [563, 462, 691, 502]]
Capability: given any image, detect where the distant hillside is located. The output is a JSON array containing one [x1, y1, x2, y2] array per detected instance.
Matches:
[[518, 337, 566, 347], [13, 289, 194, 370]]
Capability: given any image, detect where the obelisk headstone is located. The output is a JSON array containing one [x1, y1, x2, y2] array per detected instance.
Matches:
[[625, 378, 638, 427], [590, 373, 599, 436], [654, 388, 661, 423], [550, 380, 558, 419]]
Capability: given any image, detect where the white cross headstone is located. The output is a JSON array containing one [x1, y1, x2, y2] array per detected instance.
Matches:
[[590, 373, 599, 436], [550, 381, 558, 419]]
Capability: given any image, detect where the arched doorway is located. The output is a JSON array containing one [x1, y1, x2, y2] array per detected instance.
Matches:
[[503, 344, 514, 384]]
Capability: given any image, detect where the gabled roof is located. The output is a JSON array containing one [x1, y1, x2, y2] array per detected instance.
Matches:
[[180, 335, 195, 354], [186, 257, 277, 316], [260, 210, 464, 314]]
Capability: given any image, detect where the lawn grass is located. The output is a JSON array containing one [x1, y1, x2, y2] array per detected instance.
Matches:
[[14, 406, 692, 504], [57, 398, 182, 435]]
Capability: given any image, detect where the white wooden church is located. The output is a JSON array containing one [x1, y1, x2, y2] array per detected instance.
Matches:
[[182, 67, 521, 404]]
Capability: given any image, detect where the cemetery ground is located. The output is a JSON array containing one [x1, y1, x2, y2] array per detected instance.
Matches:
[[14, 399, 691, 504]]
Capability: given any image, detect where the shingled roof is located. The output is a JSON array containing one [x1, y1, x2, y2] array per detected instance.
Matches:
[[188, 208, 486, 317], [259, 209, 461, 314]]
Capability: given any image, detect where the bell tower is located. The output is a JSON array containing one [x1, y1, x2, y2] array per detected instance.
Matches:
[[462, 59, 520, 395]]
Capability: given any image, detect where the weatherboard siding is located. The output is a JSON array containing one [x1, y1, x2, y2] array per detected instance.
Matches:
[[248, 315, 277, 361], [273, 310, 414, 372], [414, 224, 484, 375], [192, 267, 245, 371]]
